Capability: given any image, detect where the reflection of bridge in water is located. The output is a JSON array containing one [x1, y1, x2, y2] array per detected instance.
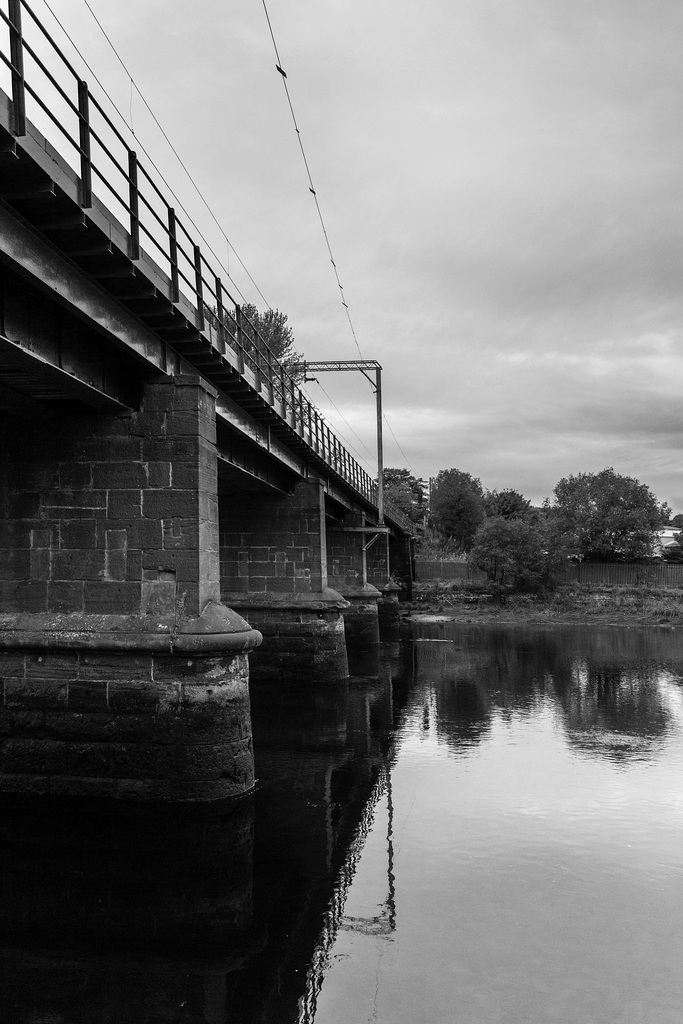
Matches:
[[0, 644, 413, 1023]]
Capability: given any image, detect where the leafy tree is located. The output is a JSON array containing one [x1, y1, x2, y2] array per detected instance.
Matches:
[[671, 513, 683, 529], [383, 469, 427, 526], [239, 303, 304, 380], [430, 469, 485, 551], [550, 467, 670, 562], [470, 516, 567, 592], [483, 488, 531, 521]]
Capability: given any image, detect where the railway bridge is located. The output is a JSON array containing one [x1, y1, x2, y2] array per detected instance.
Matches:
[[0, 1, 414, 804]]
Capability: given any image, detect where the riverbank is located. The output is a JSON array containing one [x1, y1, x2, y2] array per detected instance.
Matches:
[[403, 581, 683, 626]]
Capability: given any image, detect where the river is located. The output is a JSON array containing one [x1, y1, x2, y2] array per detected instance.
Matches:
[[2, 623, 683, 1022]]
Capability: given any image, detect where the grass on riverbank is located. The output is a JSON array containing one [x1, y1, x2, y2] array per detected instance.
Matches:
[[405, 580, 683, 626]]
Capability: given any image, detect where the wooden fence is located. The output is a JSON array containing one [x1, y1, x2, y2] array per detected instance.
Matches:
[[415, 559, 683, 588]]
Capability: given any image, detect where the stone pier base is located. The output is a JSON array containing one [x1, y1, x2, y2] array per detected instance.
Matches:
[[0, 603, 261, 803], [224, 590, 349, 683], [377, 581, 402, 643], [341, 584, 381, 650]]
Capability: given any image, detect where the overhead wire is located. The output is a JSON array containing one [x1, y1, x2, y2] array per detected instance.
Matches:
[[43, 0, 415, 480], [76, 0, 271, 303], [383, 415, 415, 474], [260, 0, 364, 359], [302, 379, 377, 472], [39, 0, 270, 309], [261, 1, 417, 477]]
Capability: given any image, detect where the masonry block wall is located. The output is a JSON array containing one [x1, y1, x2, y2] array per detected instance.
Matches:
[[0, 375, 260, 802], [326, 515, 365, 593], [0, 375, 218, 619], [220, 479, 327, 597], [366, 534, 389, 590]]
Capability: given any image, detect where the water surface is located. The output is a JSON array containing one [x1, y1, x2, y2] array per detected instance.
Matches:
[[311, 624, 683, 1024], [2, 623, 683, 1023]]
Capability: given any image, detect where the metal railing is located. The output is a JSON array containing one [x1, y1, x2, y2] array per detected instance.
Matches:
[[0, 0, 397, 516]]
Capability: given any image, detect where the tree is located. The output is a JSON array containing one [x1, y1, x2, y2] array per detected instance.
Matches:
[[239, 303, 304, 380], [383, 468, 427, 526], [429, 469, 485, 551], [483, 488, 531, 521], [550, 467, 670, 562], [470, 516, 567, 592], [671, 514, 683, 529]]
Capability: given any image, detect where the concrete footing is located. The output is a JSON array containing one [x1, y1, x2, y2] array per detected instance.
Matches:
[[0, 603, 262, 803]]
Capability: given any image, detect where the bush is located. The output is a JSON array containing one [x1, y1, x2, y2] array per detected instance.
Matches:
[[469, 516, 567, 594]]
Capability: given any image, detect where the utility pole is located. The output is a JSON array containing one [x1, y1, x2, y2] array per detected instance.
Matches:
[[290, 359, 385, 524]]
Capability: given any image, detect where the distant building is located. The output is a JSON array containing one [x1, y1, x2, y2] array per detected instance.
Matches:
[[653, 528, 681, 558]]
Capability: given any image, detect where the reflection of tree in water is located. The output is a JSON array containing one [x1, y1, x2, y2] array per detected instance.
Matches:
[[558, 659, 672, 762], [411, 641, 492, 751], [409, 626, 683, 761]]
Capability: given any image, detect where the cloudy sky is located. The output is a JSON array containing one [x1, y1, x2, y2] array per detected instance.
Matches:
[[29, 0, 683, 509]]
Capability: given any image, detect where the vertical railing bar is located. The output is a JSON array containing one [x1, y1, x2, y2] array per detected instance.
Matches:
[[252, 331, 262, 391], [128, 150, 140, 259], [266, 347, 275, 404], [280, 364, 287, 417], [235, 305, 246, 374], [77, 79, 92, 208], [8, 0, 25, 137], [215, 276, 226, 353], [168, 207, 180, 303], [193, 245, 205, 331]]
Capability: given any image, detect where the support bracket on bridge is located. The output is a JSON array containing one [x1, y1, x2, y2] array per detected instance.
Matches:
[[329, 524, 390, 551], [330, 526, 390, 533]]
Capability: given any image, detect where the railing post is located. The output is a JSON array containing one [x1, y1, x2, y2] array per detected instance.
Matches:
[[266, 348, 275, 404], [193, 245, 205, 331], [234, 305, 246, 374], [215, 276, 225, 352], [168, 208, 180, 303], [77, 80, 92, 208], [298, 391, 305, 434], [280, 365, 287, 417], [128, 151, 140, 259], [8, 0, 25, 137]]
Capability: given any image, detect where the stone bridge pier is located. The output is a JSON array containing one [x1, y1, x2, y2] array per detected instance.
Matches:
[[0, 375, 261, 803], [220, 479, 350, 683], [327, 514, 382, 647]]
